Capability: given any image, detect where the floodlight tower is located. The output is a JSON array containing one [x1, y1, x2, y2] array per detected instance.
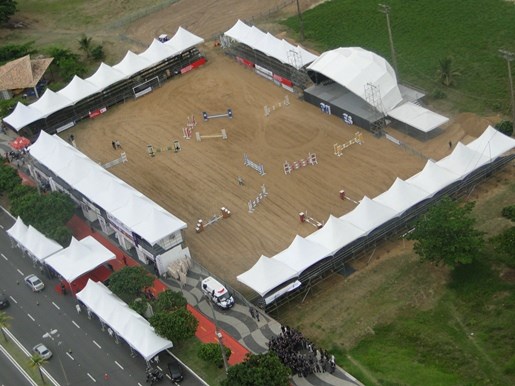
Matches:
[[296, 0, 305, 41], [499, 49, 515, 129], [379, 4, 398, 76]]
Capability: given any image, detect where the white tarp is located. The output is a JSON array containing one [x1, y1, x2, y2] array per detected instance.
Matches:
[[340, 196, 398, 234], [406, 160, 461, 196], [466, 125, 515, 160], [307, 47, 402, 112], [436, 142, 491, 179], [374, 178, 431, 214], [58, 76, 100, 103], [44, 236, 115, 283], [237, 255, 298, 297], [306, 215, 366, 254], [76, 280, 173, 361], [273, 235, 331, 274], [113, 51, 153, 76], [3, 102, 44, 131], [86, 63, 127, 89], [7, 218, 63, 262], [387, 102, 449, 133]]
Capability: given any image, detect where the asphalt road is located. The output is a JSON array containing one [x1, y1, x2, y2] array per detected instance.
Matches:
[[0, 209, 205, 386], [0, 343, 36, 386]]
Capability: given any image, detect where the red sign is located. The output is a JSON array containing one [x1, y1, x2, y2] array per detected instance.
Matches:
[[273, 74, 293, 87], [236, 56, 254, 69], [89, 107, 107, 119]]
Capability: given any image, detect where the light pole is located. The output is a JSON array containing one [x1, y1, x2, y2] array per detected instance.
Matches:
[[204, 296, 229, 373], [295, 0, 305, 42], [42, 329, 70, 385], [379, 3, 398, 76], [499, 49, 515, 129]]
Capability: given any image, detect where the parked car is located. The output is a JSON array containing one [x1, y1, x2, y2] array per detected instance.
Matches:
[[33, 343, 52, 360], [201, 276, 234, 309], [0, 293, 9, 309], [167, 357, 184, 382], [25, 274, 45, 292]]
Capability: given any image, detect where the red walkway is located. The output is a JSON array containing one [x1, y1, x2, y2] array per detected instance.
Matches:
[[66, 214, 249, 365]]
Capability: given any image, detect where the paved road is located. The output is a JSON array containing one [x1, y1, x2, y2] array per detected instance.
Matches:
[[0, 343, 36, 386], [0, 209, 203, 386]]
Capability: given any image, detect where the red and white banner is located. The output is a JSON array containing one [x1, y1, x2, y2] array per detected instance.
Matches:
[[89, 107, 107, 119], [273, 74, 293, 87], [236, 56, 255, 69]]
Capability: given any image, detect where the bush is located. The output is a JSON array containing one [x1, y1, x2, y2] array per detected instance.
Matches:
[[495, 120, 513, 137], [198, 342, 231, 367], [501, 205, 515, 221]]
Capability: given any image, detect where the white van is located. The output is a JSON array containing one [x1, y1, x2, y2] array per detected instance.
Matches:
[[201, 277, 235, 309]]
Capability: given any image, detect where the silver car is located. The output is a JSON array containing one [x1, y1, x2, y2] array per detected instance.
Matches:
[[25, 274, 45, 292], [33, 343, 52, 360]]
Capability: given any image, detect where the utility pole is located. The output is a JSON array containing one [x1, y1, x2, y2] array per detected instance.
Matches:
[[499, 49, 515, 128], [378, 4, 398, 76], [296, 0, 304, 42], [205, 296, 229, 373]]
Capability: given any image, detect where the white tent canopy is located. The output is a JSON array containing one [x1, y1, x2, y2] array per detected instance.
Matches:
[[3, 102, 44, 131], [58, 76, 100, 103], [237, 255, 298, 297], [436, 142, 491, 179], [387, 102, 449, 133], [406, 160, 460, 195], [44, 236, 115, 283], [30, 89, 74, 118], [374, 178, 431, 214], [272, 235, 331, 274], [113, 51, 153, 76], [76, 280, 173, 361], [466, 125, 515, 159], [165, 26, 205, 52], [340, 196, 398, 234], [306, 215, 366, 255], [86, 63, 127, 89], [7, 217, 63, 262], [307, 47, 402, 112], [139, 39, 178, 65]]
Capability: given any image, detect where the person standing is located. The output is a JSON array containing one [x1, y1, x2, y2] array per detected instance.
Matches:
[[112, 141, 116, 150]]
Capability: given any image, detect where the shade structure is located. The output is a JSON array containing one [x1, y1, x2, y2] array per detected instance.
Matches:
[[406, 160, 461, 196], [165, 26, 205, 53], [387, 101, 449, 133], [237, 255, 298, 297], [58, 76, 100, 103], [3, 102, 44, 131], [272, 235, 331, 275], [466, 125, 515, 159], [306, 215, 367, 255], [30, 89, 73, 118], [113, 51, 153, 76], [76, 280, 173, 361], [436, 142, 492, 179], [86, 63, 127, 89], [44, 236, 115, 283], [10, 136, 31, 150], [340, 196, 398, 234], [374, 178, 431, 214]]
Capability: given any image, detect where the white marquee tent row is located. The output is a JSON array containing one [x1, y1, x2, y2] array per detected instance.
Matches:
[[77, 279, 173, 361], [223, 19, 319, 70], [28, 131, 187, 259], [237, 126, 515, 301], [4, 27, 204, 131]]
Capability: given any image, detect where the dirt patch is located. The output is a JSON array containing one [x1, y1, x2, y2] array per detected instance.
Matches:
[[500, 268, 515, 283]]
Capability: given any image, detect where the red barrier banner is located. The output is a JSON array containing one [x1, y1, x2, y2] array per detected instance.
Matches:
[[191, 57, 206, 68], [273, 74, 293, 87], [236, 56, 254, 68], [89, 107, 107, 119], [181, 65, 193, 74]]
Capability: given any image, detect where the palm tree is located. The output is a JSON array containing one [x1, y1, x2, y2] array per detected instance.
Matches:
[[78, 35, 93, 59], [0, 311, 13, 342], [436, 56, 462, 87], [29, 354, 47, 384]]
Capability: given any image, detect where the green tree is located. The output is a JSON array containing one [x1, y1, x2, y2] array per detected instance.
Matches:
[[222, 352, 291, 386], [198, 342, 231, 368], [150, 308, 198, 343], [108, 266, 154, 302], [153, 289, 186, 313], [91, 45, 105, 61], [0, 41, 34, 64], [0, 163, 21, 194], [46, 46, 86, 82], [0, 311, 12, 342], [436, 56, 461, 87], [408, 196, 485, 267], [7, 184, 37, 201], [495, 120, 513, 137], [77, 35, 93, 59], [29, 354, 47, 384], [490, 226, 515, 267], [0, 0, 17, 24], [501, 205, 515, 221]]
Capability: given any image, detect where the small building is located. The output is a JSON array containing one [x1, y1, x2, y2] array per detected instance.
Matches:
[[0, 55, 52, 100]]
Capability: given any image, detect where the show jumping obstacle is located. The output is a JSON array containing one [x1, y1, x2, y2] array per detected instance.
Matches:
[[196, 207, 231, 233], [248, 185, 268, 213], [102, 152, 128, 169], [183, 115, 197, 139], [243, 153, 265, 176], [202, 109, 233, 121], [299, 211, 324, 229], [339, 190, 359, 204], [284, 153, 318, 175], [195, 129, 227, 142], [147, 141, 181, 157], [334, 131, 364, 157], [264, 96, 290, 117]]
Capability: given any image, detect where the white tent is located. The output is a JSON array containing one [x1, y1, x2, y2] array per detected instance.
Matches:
[[307, 47, 402, 112], [306, 215, 366, 255], [387, 102, 449, 133], [6, 216, 28, 242], [272, 235, 331, 274], [113, 51, 153, 76], [406, 160, 460, 196], [139, 39, 178, 65], [466, 125, 515, 160], [224, 19, 252, 41], [86, 63, 127, 89], [58, 76, 100, 103], [237, 255, 298, 297], [165, 26, 205, 52], [436, 142, 492, 179], [76, 280, 173, 361], [78, 176, 134, 212], [340, 196, 398, 234], [44, 236, 115, 283], [374, 178, 431, 214], [30, 89, 73, 118], [52, 152, 98, 186], [131, 207, 189, 246], [3, 102, 44, 131]]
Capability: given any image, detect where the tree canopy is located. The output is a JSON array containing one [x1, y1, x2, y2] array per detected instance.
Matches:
[[198, 342, 231, 368], [0, 163, 21, 194], [108, 266, 154, 302], [222, 352, 291, 386], [149, 308, 198, 343], [0, 0, 17, 24], [153, 289, 187, 313], [408, 196, 485, 267]]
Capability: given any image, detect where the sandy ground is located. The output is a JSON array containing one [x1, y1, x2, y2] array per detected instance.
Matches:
[[62, 41, 492, 296]]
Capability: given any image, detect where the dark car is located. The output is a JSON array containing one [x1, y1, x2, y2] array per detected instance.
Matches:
[[167, 357, 184, 382], [0, 294, 9, 309]]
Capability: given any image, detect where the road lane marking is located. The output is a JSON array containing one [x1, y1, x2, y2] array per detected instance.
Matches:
[[1, 253, 7, 260], [0, 224, 3, 229], [27, 314, 35, 321], [87, 373, 97, 382], [66, 352, 74, 360], [9, 296, 17, 304], [115, 361, 124, 370], [92, 340, 101, 349], [17, 269, 24, 276], [72, 321, 80, 329], [52, 302, 60, 310]]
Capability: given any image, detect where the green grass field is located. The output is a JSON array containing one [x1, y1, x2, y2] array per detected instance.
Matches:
[[283, 0, 515, 115]]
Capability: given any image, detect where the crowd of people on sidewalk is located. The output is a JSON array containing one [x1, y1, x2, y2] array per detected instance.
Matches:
[[268, 325, 336, 378]]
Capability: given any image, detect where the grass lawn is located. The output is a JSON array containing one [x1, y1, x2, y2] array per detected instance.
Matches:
[[282, 0, 515, 115]]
